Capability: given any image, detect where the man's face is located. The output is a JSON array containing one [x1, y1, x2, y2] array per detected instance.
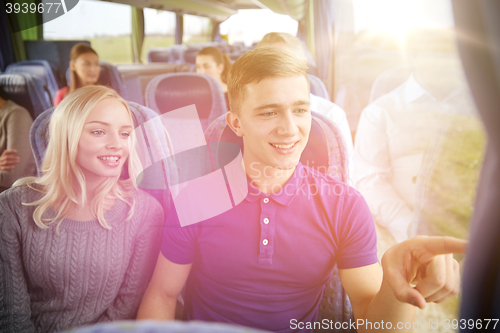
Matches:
[[231, 75, 311, 172]]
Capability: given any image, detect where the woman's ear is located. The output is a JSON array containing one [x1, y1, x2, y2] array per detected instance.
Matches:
[[69, 60, 76, 71], [226, 111, 244, 137]]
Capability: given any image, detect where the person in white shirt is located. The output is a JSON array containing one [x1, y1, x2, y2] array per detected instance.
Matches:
[[257, 32, 354, 171], [353, 32, 476, 244]]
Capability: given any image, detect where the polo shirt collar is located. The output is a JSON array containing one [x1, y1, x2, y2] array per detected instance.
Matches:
[[245, 162, 305, 206]]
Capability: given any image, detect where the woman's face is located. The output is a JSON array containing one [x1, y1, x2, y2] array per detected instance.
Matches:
[[196, 55, 224, 84], [76, 98, 133, 184], [71, 52, 100, 86]]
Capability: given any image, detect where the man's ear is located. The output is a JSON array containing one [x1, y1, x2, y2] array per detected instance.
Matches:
[[226, 111, 244, 137]]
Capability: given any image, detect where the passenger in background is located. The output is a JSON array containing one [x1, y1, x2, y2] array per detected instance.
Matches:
[[352, 31, 476, 246], [0, 92, 36, 193], [196, 47, 232, 110], [257, 32, 354, 169], [0, 86, 163, 333], [54, 43, 101, 106]]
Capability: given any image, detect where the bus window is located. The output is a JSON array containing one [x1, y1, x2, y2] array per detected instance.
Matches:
[[342, 0, 486, 324], [183, 14, 212, 45], [43, 0, 132, 63], [142, 9, 176, 63], [220, 9, 298, 46]]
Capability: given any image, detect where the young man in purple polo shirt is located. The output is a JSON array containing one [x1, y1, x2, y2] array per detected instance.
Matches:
[[138, 47, 465, 332]]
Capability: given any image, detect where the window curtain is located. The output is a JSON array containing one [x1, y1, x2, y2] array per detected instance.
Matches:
[[131, 6, 145, 63], [313, 0, 335, 83], [175, 13, 184, 45], [452, 0, 500, 326], [0, 0, 15, 70]]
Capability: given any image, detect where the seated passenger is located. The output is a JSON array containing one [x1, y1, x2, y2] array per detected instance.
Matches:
[[0, 86, 163, 332], [257, 32, 354, 168], [352, 31, 476, 244], [196, 46, 232, 110], [0, 93, 36, 193], [54, 43, 101, 106], [137, 48, 465, 333]]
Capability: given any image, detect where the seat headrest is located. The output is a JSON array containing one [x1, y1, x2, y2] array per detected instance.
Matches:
[[6, 60, 61, 103], [148, 48, 171, 63], [0, 73, 52, 119], [183, 49, 198, 64], [308, 74, 330, 100], [145, 73, 228, 131]]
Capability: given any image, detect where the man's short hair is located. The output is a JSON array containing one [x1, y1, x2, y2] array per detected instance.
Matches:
[[227, 47, 309, 114]]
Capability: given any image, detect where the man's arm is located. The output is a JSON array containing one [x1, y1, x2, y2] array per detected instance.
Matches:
[[136, 253, 192, 320], [339, 236, 465, 333]]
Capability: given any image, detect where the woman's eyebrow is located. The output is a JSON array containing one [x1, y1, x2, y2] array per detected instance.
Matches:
[[85, 121, 133, 129]]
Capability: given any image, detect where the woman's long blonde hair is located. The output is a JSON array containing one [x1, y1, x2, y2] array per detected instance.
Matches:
[[15, 86, 140, 229]]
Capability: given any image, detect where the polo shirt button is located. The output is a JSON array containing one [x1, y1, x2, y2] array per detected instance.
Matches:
[[263, 198, 269, 203], [263, 239, 269, 245], [263, 218, 269, 224]]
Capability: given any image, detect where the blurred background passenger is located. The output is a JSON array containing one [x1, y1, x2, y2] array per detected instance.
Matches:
[[257, 32, 354, 168], [54, 43, 101, 106], [0, 86, 163, 332], [0, 91, 35, 193], [352, 30, 476, 246], [196, 46, 232, 110]]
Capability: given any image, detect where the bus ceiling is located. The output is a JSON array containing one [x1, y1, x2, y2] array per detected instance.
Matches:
[[101, 0, 309, 22]]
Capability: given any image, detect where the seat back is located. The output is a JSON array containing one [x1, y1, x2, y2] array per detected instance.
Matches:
[[66, 62, 128, 99], [204, 111, 352, 330], [308, 74, 330, 100], [145, 73, 227, 131], [6, 60, 61, 104], [369, 64, 414, 103], [147, 48, 172, 63], [0, 73, 52, 119], [30, 102, 177, 212]]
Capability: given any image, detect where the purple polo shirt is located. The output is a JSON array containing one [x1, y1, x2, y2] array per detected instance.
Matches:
[[162, 162, 378, 332]]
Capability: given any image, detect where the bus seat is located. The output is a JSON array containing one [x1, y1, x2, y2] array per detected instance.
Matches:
[[204, 111, 353, 331], [183, 49, 199, 71], [145, 73, 228, 131], [30, 102, 177, 212], [308, 74, 331, 100], [369, 64, 414, 103], [65, 62, 128, 100], [6, 60, 61, 104], [0, 73, 52, 119], [147, 48, 172, 63], [169, 45, 188, 64]]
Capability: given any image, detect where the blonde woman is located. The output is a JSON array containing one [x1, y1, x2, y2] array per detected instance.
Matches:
[[0, 86, 164, 333]]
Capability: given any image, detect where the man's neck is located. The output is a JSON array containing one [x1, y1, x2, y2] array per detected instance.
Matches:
[[244, 158, 296, 194]]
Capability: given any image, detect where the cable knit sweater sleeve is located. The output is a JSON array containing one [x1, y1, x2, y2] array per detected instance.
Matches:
[[0, 188, 36, 333], [99, 191, 165, 321]]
